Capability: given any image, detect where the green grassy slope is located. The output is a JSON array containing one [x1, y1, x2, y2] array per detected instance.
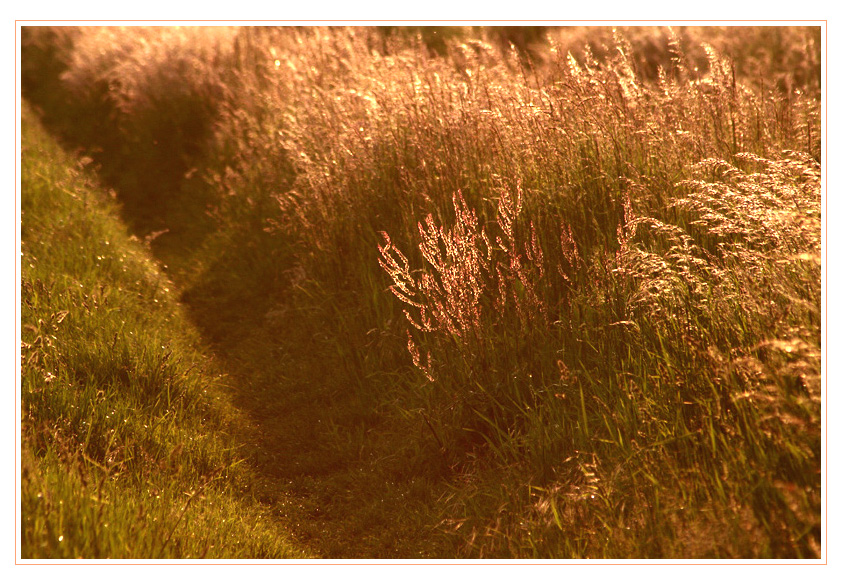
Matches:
[[20, 102, 310, 559]]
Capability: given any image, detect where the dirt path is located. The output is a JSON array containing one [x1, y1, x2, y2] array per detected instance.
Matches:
[[146, 229, 459, 558]]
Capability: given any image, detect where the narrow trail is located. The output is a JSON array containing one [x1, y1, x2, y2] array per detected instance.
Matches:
[[27, 104, 462, 558], [138, 222, 459, 559]]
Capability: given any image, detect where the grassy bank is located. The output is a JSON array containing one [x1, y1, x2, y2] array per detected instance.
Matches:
[[21, 25, 822, 558], [20, 103, 312, 558]]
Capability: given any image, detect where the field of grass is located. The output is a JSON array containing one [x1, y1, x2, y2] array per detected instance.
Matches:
[[20, 25, 822, 559]]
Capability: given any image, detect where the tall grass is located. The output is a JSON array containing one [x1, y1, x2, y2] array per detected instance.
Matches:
[[22, 25, 822, 558]]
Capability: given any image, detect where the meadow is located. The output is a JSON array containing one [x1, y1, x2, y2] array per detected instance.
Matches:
[[20, 25, 822, 558]]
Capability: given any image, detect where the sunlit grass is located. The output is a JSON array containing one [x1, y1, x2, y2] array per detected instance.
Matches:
[[21, 25, 821, 558]]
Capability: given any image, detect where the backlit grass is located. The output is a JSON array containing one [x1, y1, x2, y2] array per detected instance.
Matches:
[[21, 25, 822, 558]]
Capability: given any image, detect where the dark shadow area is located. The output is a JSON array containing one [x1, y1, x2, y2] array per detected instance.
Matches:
[[21, 27, 220, 254]]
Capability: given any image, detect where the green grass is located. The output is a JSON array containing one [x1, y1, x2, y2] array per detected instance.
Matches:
[[20, 103, 310, 559], [20, 25, 822, 559]]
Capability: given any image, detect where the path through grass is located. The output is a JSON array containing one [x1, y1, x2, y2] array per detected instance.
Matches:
[[21, 25, 823, 558]]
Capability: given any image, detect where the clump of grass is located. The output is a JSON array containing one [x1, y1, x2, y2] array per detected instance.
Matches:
[[47, 27, 238, 232], [378, 185, 580, 443]]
